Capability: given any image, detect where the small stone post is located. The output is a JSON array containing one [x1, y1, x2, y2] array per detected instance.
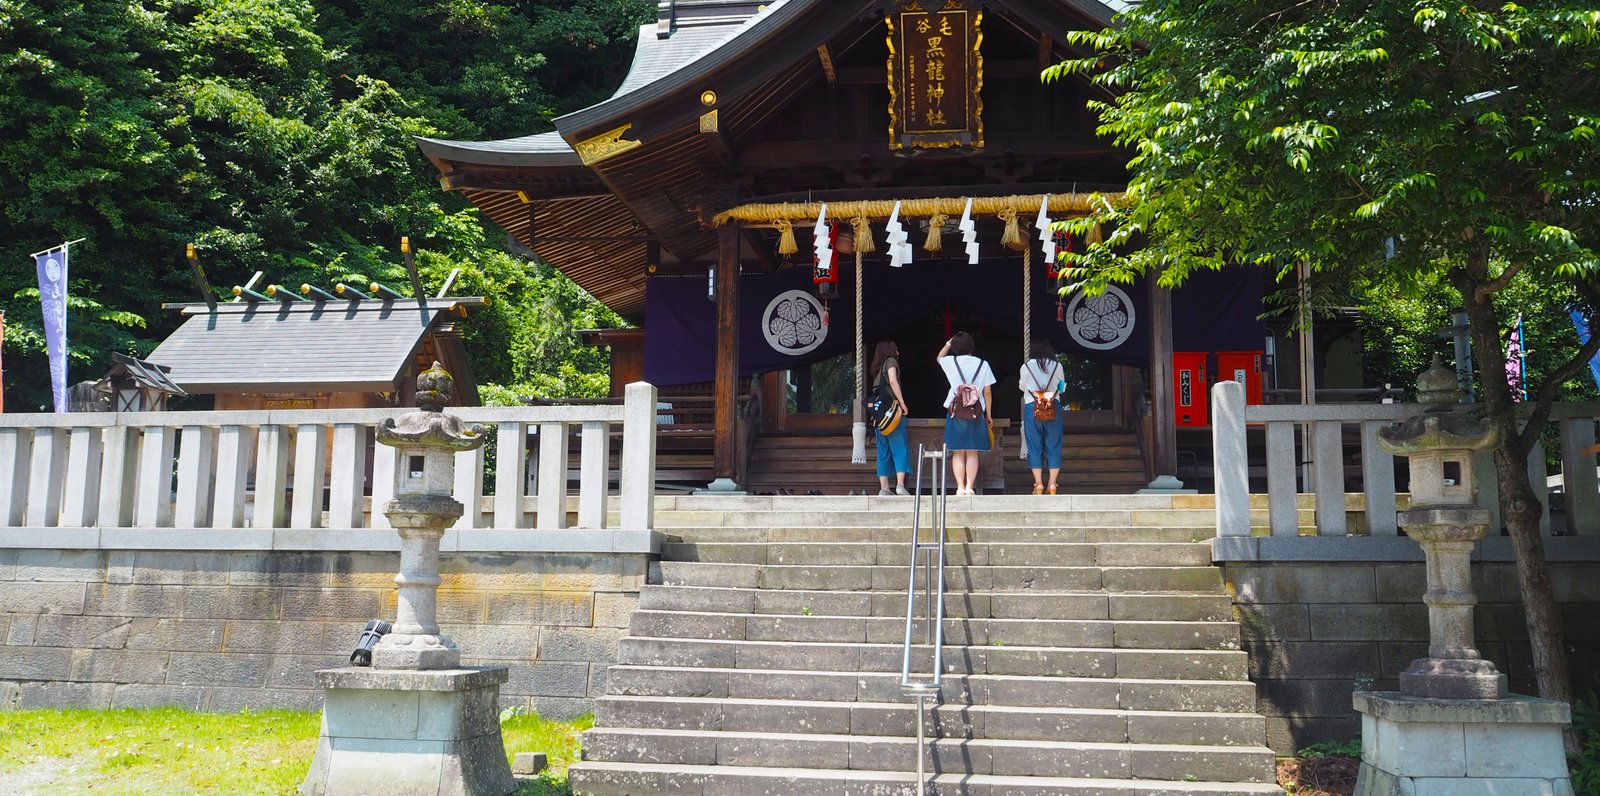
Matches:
[[1351, 355, 1572, 795], [300, 363, 517, 796]]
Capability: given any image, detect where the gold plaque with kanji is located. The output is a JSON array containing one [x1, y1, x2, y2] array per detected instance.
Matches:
[[887, 0, 983, 150]]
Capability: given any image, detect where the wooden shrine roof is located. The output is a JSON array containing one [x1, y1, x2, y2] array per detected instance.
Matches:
[[419, 0, 1130, 323], [146, 300, 479, 396]]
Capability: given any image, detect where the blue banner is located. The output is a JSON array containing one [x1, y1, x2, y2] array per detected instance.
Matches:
[[34, 246, 69, 412], [1570, 308, 1600, 392]]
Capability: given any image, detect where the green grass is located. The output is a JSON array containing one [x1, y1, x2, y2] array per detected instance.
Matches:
[[0, 708, 592, 795]]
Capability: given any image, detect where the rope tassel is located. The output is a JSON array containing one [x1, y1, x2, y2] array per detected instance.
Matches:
[[999, 208, 1026, 251], [1018, 394, 1030, 462], [924, 214, 948, 252], [776, 219, 798, 255], [850, 215, 876, 254]]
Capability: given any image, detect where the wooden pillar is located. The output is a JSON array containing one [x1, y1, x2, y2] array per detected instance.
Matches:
[[712, 221, 742, 486], [1148, 270, 1177, 478]]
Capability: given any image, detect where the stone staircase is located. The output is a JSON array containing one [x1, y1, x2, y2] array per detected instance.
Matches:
[[570, 495, 1282, 795]]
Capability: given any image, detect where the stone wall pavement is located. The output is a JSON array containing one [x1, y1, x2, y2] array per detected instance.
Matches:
[[1224, 558, 1600, 754], [0, 548, 645, 718]]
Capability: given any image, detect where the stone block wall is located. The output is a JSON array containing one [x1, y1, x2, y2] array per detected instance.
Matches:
[[1225, 558, 1600, 754], [0, 548, 646, 718]]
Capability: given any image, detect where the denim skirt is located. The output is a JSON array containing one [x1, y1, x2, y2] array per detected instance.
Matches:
[[944, 416, 990, 452]]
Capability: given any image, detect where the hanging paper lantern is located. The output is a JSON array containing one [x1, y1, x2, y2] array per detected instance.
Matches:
[[814, 221, 841, 323]]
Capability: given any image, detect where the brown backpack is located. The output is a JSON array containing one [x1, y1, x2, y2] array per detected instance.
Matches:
[[1027, 361, 1059, 422], [950, 358, 983, 421]]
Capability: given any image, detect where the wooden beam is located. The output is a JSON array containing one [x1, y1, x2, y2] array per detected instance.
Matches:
[[742, 180, 1127, 207], [817, 44, 837, 86], [743, 228, 777, 272], [713, 221, 742, 483], [833, 59, 1049, 86], [1148, 269, 1177, 477], [739, 135, 1113, 168]]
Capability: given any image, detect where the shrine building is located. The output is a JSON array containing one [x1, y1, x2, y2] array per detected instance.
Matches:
[[419, 0, 1269, 494]]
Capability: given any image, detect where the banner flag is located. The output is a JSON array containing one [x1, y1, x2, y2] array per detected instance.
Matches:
[[1569, 308, 1600, 393], [1505, 313, 1525, 402], [0, 310, 6, 413], [34, 245, 70, 412]]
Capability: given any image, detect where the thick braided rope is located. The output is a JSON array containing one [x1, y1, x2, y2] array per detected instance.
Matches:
[[851, 247, 868, 464], [1020, 246, 1032, 461], [713, 193, 1122, 226]]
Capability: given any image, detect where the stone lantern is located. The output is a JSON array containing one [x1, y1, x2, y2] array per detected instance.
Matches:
[[300, 363, 516, 796], [1375, 354, 1504, 700], [1352, 354, 1571, 796], [369, 363, 486, 670]]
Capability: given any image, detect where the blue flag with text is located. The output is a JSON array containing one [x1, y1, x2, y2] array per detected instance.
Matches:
[[34, 246, 70, 412]]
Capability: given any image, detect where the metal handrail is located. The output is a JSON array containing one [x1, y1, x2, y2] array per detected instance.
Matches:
[[899, 443, 949, 795]]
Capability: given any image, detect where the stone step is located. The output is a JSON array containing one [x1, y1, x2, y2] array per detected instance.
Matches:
[[652, 562, 1225, 593], [566, 761, 1285, 796], [638, 585, 1235, 622], [625, 611, 1241, 650], [604, 666, 1262, 718], [644, 508, 1220, 529], [662, 525, 1216, 545], [578, 727, 1276, 781], [657, 494, 1201, 512], [612, 639, 1253, 691], [661, 541, 1214, 568]]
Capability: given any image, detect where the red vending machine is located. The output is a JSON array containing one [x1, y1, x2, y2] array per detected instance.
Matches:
[[1216, 351, 1265, 405], [1173, 352, 1209, 427]]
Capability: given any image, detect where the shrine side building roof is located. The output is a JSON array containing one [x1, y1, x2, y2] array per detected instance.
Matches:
[[145, 301, 469, 394]]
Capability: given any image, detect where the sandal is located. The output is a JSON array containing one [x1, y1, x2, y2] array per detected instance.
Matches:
[[1047, 485, 1058, 495], [1032, 485, 1044, 495]]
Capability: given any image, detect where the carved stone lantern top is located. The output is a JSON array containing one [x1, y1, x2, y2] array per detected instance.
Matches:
[[377, 363, 486, 453], [1376, 354, 1500, 457]]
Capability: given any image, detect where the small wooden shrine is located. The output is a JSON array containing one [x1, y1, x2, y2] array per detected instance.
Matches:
[[146, 281, 486, 410]]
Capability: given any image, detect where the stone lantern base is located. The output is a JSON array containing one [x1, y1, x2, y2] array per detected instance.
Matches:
[[1353, 692, 1572, 796], [299, 667, 516, 796]]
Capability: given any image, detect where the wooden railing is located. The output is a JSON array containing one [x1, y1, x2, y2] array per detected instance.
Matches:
[[1211, 380, 1599, 537], [0, 382, 658, 534]]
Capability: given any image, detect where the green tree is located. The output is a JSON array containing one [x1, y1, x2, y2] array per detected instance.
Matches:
[[1050, 0, 1600, 721], [0, 0, 640, 408]]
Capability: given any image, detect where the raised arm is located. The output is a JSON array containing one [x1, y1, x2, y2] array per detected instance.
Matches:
[[937, 338, 952, 361]]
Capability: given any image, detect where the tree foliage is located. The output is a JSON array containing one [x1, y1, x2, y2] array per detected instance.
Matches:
[[1049, 0, 1600, 714], [0, 0, 645, 410]]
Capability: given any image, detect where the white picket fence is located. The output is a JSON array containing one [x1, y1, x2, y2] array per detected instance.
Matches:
[[0, 382, 657, 537], [1211, 380, 1600, 537]]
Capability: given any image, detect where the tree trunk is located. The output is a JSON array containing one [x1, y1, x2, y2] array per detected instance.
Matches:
[[1450, 259, 1575, 751]]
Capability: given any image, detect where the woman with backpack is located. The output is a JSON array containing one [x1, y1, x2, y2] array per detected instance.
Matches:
[[936, 331, 995, 495], [869, 340, 912, 496], [1019, 339, 1066, 494]]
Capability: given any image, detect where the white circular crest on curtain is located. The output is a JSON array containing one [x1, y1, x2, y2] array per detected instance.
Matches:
[[762, 289, 827, 356], [44, 256, 62, 284], [1065, 284, 1136, 350]]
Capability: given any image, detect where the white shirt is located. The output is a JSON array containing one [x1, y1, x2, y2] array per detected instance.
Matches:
[[938, 355, 995, 409], [1019, 359, 1063, 405]]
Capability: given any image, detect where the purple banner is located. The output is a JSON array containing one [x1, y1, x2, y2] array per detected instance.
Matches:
[[642, 257, 1265, 387], [34, 246, 70, 412]]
